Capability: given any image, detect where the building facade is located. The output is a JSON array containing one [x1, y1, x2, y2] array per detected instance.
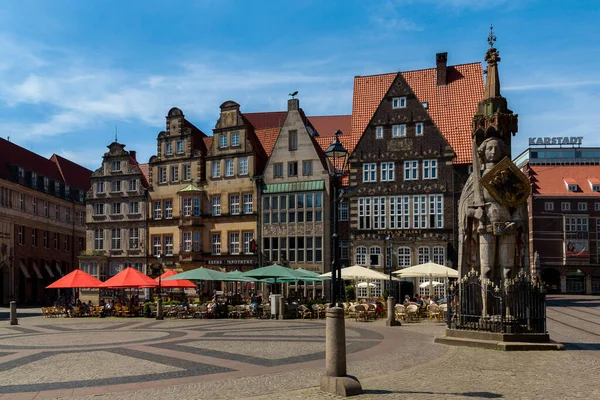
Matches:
[[203, 101, 266, 271], [147, 108, 208, 272], [79, 142, 150, 300], [347, 53, 483, 298], [0, 138, 90, 305]]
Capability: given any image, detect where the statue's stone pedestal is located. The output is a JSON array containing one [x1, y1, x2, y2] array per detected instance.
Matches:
[[435, 329, 564, 351], [320, 375, 363, 397]]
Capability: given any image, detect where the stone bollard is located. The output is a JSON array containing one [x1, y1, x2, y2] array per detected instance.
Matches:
[[278, 296, 285, 320], [320, 307, 362, 396], [10, 301, 18, 325], [386, 296, 400, 326]]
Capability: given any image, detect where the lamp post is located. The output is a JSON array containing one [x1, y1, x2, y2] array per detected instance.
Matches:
[[385, 235, 400, 326], [155, 254, 164, 320], [321, 130, 362, 396]]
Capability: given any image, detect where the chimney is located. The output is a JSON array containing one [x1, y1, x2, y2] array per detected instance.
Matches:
[[436, 52, 448, 86], [130, 151, 137, 162], [288, 98, 299, 111]]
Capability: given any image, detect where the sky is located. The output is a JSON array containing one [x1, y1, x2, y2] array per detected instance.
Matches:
[[0, 0, 599, 170]]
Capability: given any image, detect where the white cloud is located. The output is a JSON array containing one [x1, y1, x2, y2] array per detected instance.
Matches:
[[504, 80, 600, 92]]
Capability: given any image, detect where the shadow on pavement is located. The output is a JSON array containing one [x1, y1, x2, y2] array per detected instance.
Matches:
[[561, 342, 600, 351], [363, 390, 502, 398]]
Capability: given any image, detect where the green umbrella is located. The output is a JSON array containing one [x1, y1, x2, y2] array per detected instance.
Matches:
[[163, 267, 231, 282], [242, 264, 298, 294], [226, 270, 258, 282]]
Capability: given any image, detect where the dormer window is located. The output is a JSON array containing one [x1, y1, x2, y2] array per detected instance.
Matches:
[[31, 172, 37, 188], [64, 185, 70, 198], [422, 102, 429, 109], [219, 134, 228, 148], [17, 167, 25, 183], [592, 185, 600, 192], [567, 185, 577, 192], [392, 97, 407, 109], [587, 178, 600, 192], [111, 160, 121, 172], [54, 182, 61, 197], [43, 177, 49, 192], [564, 178, 578, 192]]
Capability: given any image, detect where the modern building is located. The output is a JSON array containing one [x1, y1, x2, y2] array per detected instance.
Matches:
[[78, 141, 150, 301], [0, 138, 91, 305], [147, 108, 209, 272], [203, 101, 267, 272], [347, 52, 484, 298]]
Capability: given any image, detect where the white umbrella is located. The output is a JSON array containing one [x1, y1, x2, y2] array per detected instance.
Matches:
[[419, 280, 443, 288], [357, 281, 377, 288], [319, 265, 391, 280], [393, 262, 458, 278]]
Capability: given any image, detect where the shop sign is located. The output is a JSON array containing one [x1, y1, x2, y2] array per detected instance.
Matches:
[[529, 136, 583, 146]]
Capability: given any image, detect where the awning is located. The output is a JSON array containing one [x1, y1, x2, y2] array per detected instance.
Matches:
[[263, 180, 324, 194], [45, 262, 55, 278], [32, 261, 43, 279], [19, 260, 31, 279]]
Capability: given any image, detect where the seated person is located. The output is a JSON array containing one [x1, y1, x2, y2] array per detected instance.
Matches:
[[403, 295, 411, 305]]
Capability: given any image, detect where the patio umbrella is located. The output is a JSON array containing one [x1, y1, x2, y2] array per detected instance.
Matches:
[[393, 262, 458, 278], [153, 270, 197, 289], [163, 267, 232, 282], [226, 270, 257, 282], [99, 267, 158, 288], [242, 264, 298, 294], [319, 265, 391, 280], [357, 281, 377, 288], [419, 281, 443, 288], [46, 269, 102, 289]]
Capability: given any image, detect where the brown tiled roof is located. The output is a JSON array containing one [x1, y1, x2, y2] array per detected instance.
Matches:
[[351, 63, 484, 164], [50, 154, 93, 191], [531, 165, 600, 197], [138, 163, 150, 188], [309, 115, 352, 137], [244, 112, 287, 130], [253, 127, 280, 156], [203, 136, 213, 151]]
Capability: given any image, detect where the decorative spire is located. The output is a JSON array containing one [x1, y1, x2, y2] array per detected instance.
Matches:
[[115, 124, 118, 142], [487, 25, 496, 48]]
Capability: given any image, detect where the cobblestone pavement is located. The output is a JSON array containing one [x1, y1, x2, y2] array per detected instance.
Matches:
[[0, 295, 598, 399]]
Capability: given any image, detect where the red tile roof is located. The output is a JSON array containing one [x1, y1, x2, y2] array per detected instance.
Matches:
[[530, 165, 600, 197], [244, 112, 287, 130], [309, 115, 352, 137], [50, 154, 93, 191], [351, 63, 484, 164], [203, 136, 213, 151], [137, 163, 150, 188]]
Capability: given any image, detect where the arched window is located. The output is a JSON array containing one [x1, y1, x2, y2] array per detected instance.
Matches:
[[369, 247, 382, 267]]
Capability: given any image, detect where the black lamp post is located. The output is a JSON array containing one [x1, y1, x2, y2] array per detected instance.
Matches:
[[325, 130, 349, 308], [154, 254, 164, 320], [386, 235, 393, 299]]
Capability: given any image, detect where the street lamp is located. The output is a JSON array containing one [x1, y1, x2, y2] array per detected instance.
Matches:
[[385, 235, 400, 326], [154, 254, 164, 320], [321, 130, 362, 396]]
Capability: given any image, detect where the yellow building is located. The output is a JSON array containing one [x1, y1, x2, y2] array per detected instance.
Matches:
[[203, 101, 267, 271], [147, 108, 209, 272]]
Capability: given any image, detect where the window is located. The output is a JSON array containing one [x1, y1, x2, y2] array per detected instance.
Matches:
[[31, 228, 37, 247], [153, 201, 162, 219], [373, 197, 386, 229], [43, 177, 49, 192], [111, 229, 121, 250], [315, 236, 323, 262], [302, 160, 313, 176], [229, 194, 240, 215], [193, 197, 201, 216], [19, 193, 24, 211], [128, 179, 137, 192], [43, 231, 48, 248], [183, 198, 192, 216], [392, 96, 407, 108], [429, 194, 444, 228], [376, 126, 383, 139], [381, 162, 395, 181], [595, 202, 600, 211], [288, 161, 298, 177], [263, 197, 270, 224], [96, 181, 105, 193], [111, 180, 121, 193], [432, 246, 445, 265], [229, 232, 240, 254], [578, 202, 587, 211], [225, 159, 234, 177], [193, 232, 201, 252], [358, 197, 372, 230], [289, 130, 298, 151], [152, 236, 161, 256], [231, 132, 240, 147], [243, 194, 253, 214], [592, 184, 600, 192], [111, 202, 121, 215], [17, 226, 24, 245], [561, 202, 571, 211], [565, 217, 588, 232], [212, 233, 221, 255], [368, 247, 381, 267], [212, 161, 221, 178], [65, 209, 71, 223], [164, 235, 173, 256], [32, 198, 38, 215], [238, 158, 248, 175], [273, 163, 283, 178], [398, 247, 411, 267], [55, 205, 60, 220], [170, 166, 179, 182], [423, 159, 438, 179], [159, 167, 167, 184], [111, 160, 121, 171], [243, 232, 254, 254], [183, 232, 192, 252], [390, 196, 411, 229], [339, 202, 349, 221], [129, 201, 139, 214], [211, 196, 221, 216], [183, 164, 192, 180], [306, 236, 313, 262], [392, 124, 406, 137], [219, 134, 228, 148], [340, 240, 349, 259], [94, 229, 103, 250], [413, 195, 427, 228], [567, 184, 578, 192], [363, 163, 377, 182], [544, 201, 554, 211], [404, 160, 419, 180], [418, 246, 430, 264], [176, 139, 184, 154], [94, 203, 105, 216], [165, 142, 173, 155], [416, 123, 424, 136], [129, 228, 139, 249]]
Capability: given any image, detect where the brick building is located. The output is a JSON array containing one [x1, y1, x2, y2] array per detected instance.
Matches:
[[0, 138, 91, 305], [347, 53, 483, 298]]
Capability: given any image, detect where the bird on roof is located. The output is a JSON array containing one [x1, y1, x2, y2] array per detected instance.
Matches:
[[289, 91, 298, 98]]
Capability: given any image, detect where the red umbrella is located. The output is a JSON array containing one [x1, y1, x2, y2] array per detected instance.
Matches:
[[153, 270, 197, 289], [46, 269, 103, 289], [99, 267, 158, 288]]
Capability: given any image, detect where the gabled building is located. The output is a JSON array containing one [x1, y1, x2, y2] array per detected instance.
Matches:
[[79, 142, 149, 301], [0, 138, 91, 305], [347, 52, 483, 298], [147, 108, 209, 272], [202, 101, 267, 271], [255, 98, 333, 273]]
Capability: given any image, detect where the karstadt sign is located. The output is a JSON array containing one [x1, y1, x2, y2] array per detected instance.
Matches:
[[529, 136, 583, 146]]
